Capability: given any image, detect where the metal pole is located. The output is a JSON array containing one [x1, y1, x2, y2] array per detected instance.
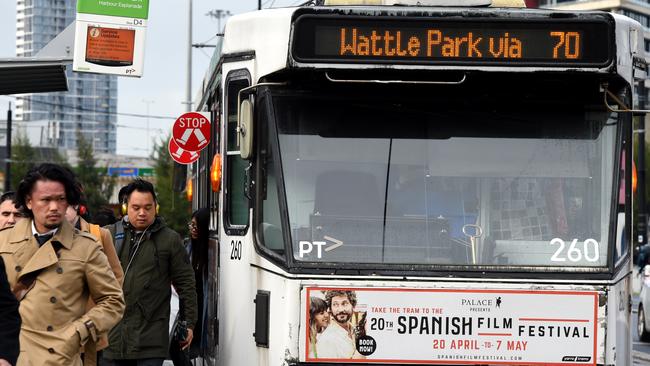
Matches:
[[174, 0, 192, 192], [259, 0, 262, 10], [187, 0, 192, 112], [5, 103, 11, 192], [143, 99, 154, 153]]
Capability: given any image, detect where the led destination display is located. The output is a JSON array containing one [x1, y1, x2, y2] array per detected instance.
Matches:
[[292, 15, 613, 66]]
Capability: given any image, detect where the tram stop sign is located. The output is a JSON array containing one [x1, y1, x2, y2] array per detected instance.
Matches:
[[168, 138, 200, 165], [172, 112, 211, 152]]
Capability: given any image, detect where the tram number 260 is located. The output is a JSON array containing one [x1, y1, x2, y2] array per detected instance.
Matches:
[[230, 240, 242, 260]]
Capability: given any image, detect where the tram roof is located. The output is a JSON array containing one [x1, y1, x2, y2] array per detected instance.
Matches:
[[0, 58, 69, 95]]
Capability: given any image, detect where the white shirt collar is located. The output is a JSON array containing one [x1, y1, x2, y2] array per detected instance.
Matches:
[[31, 221, 58, 237]]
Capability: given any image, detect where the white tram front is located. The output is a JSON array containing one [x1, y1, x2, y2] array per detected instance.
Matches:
[[189, 1, 647, 365]]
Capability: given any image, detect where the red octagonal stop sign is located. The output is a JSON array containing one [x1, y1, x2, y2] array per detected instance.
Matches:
[[168, 138, 200, 165], [172, 112, 211, 152]]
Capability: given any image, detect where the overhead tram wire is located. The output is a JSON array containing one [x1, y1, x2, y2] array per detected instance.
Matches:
[[10, 123, 167, 134], [9, 96, 176, 120]]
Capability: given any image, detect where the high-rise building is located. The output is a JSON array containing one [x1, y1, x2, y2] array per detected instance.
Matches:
[[15, 0, 117, 154]]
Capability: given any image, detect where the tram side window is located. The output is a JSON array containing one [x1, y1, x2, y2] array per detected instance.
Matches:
[[226, 77, 250, 230]]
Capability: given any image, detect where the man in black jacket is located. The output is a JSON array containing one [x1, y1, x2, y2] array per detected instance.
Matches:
[[0, 256, 20, 366], [102, 179, 197, 366]]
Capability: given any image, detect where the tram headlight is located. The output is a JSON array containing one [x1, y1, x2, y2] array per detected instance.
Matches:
[[211, 153, 222, 192]]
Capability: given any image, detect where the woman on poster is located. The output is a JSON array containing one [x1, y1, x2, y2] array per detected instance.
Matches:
[[308, 297, 330, 358]]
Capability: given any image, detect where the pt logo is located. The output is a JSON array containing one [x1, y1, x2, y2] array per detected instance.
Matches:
[[299, 236, 344, 258], [172, 112, 211, 152]]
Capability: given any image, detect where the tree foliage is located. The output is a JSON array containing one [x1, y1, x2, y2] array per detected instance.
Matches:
[[10, 130, 36, 191], [153, 134, 190, 236], [74, 132, 116, 219], [7, 131, 68, 191]]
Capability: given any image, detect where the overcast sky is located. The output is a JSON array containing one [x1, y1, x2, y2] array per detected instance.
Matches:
[[0, 0, 300, 157]]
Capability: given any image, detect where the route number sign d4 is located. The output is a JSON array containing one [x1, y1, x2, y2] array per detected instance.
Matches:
[[172, 112, 211, 152]]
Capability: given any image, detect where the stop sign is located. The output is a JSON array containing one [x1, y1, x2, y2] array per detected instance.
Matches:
[[172, 112, 211, 152], [168, 138, 200, 165]]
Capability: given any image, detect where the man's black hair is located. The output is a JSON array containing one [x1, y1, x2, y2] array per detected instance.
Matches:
[[0, 191, 16, 205], [123, 178, 157, 203], [93, 206, 118, 226], [117, 185, 129, 204], [16, 163, 82, 216]]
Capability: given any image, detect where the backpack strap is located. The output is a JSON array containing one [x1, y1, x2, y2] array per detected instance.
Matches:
[[88, 224, 103, 245], [113, 220, 125, 256]]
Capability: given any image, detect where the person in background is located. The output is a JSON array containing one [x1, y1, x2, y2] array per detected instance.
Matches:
[[0, 192, 25, 229], [102, 179, 197, 366], [93, 207, 118, 227], [170, 208, 209, 365], [65, 201, 124, 366], [0, 256, 20, 366], [0, 163, 124, 366], [639, 243, 650, 274]]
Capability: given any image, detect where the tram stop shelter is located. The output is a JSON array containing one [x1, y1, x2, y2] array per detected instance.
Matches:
[[0, 58, 70, 95], [0, 23, 73, 95]]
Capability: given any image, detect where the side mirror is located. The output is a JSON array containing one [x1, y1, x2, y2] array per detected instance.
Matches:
[[238, 99, 254, 160]]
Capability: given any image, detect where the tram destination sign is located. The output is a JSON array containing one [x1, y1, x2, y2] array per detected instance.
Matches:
[[291, 15, 613, 67]]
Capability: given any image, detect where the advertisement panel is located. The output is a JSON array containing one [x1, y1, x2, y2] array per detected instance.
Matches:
[[302, 287, 597, 365]]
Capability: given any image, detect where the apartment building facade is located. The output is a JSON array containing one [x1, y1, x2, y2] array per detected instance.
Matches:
[[15, 0, 117, 153]]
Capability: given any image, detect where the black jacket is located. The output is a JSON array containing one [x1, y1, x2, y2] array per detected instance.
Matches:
[[0, 256, 20, 365], [104, 217, 197, 360]]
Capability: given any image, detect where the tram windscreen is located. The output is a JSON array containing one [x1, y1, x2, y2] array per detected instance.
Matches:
[[265, 77, 617, 267]]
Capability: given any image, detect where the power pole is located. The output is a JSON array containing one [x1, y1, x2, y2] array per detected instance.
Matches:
[[187, 0, 193, 113], [174, 0, 193, 193], [206, 9, 232, 31], [142, 99, 154, 153], [5, 103, 11, 192]]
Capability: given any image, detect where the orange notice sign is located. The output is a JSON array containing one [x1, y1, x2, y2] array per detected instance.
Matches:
[[85, 26, 135, 67]]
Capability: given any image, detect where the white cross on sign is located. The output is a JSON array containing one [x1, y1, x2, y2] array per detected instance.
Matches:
[[172, 112, 211, 152], [168, 138, 200, 165]]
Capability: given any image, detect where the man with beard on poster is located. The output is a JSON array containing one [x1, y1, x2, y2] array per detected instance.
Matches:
[[317, 290, 366, 359]]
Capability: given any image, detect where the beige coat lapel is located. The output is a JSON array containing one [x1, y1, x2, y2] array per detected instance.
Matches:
[[18, 242, 58, 279], [6, 220, 39, 278]]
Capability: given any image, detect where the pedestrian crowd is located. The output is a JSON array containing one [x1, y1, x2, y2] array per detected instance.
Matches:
[[0, 163, 201, 366]]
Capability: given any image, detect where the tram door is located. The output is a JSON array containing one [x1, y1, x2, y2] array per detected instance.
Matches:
[[215, 66, 254, 365], [206, 85, 222, 364]]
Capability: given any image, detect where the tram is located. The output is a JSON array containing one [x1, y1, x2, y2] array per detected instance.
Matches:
[[188, 0, 647, 364]]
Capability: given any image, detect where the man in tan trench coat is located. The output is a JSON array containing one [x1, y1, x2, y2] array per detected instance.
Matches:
[[0, 164, 125, 366]]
